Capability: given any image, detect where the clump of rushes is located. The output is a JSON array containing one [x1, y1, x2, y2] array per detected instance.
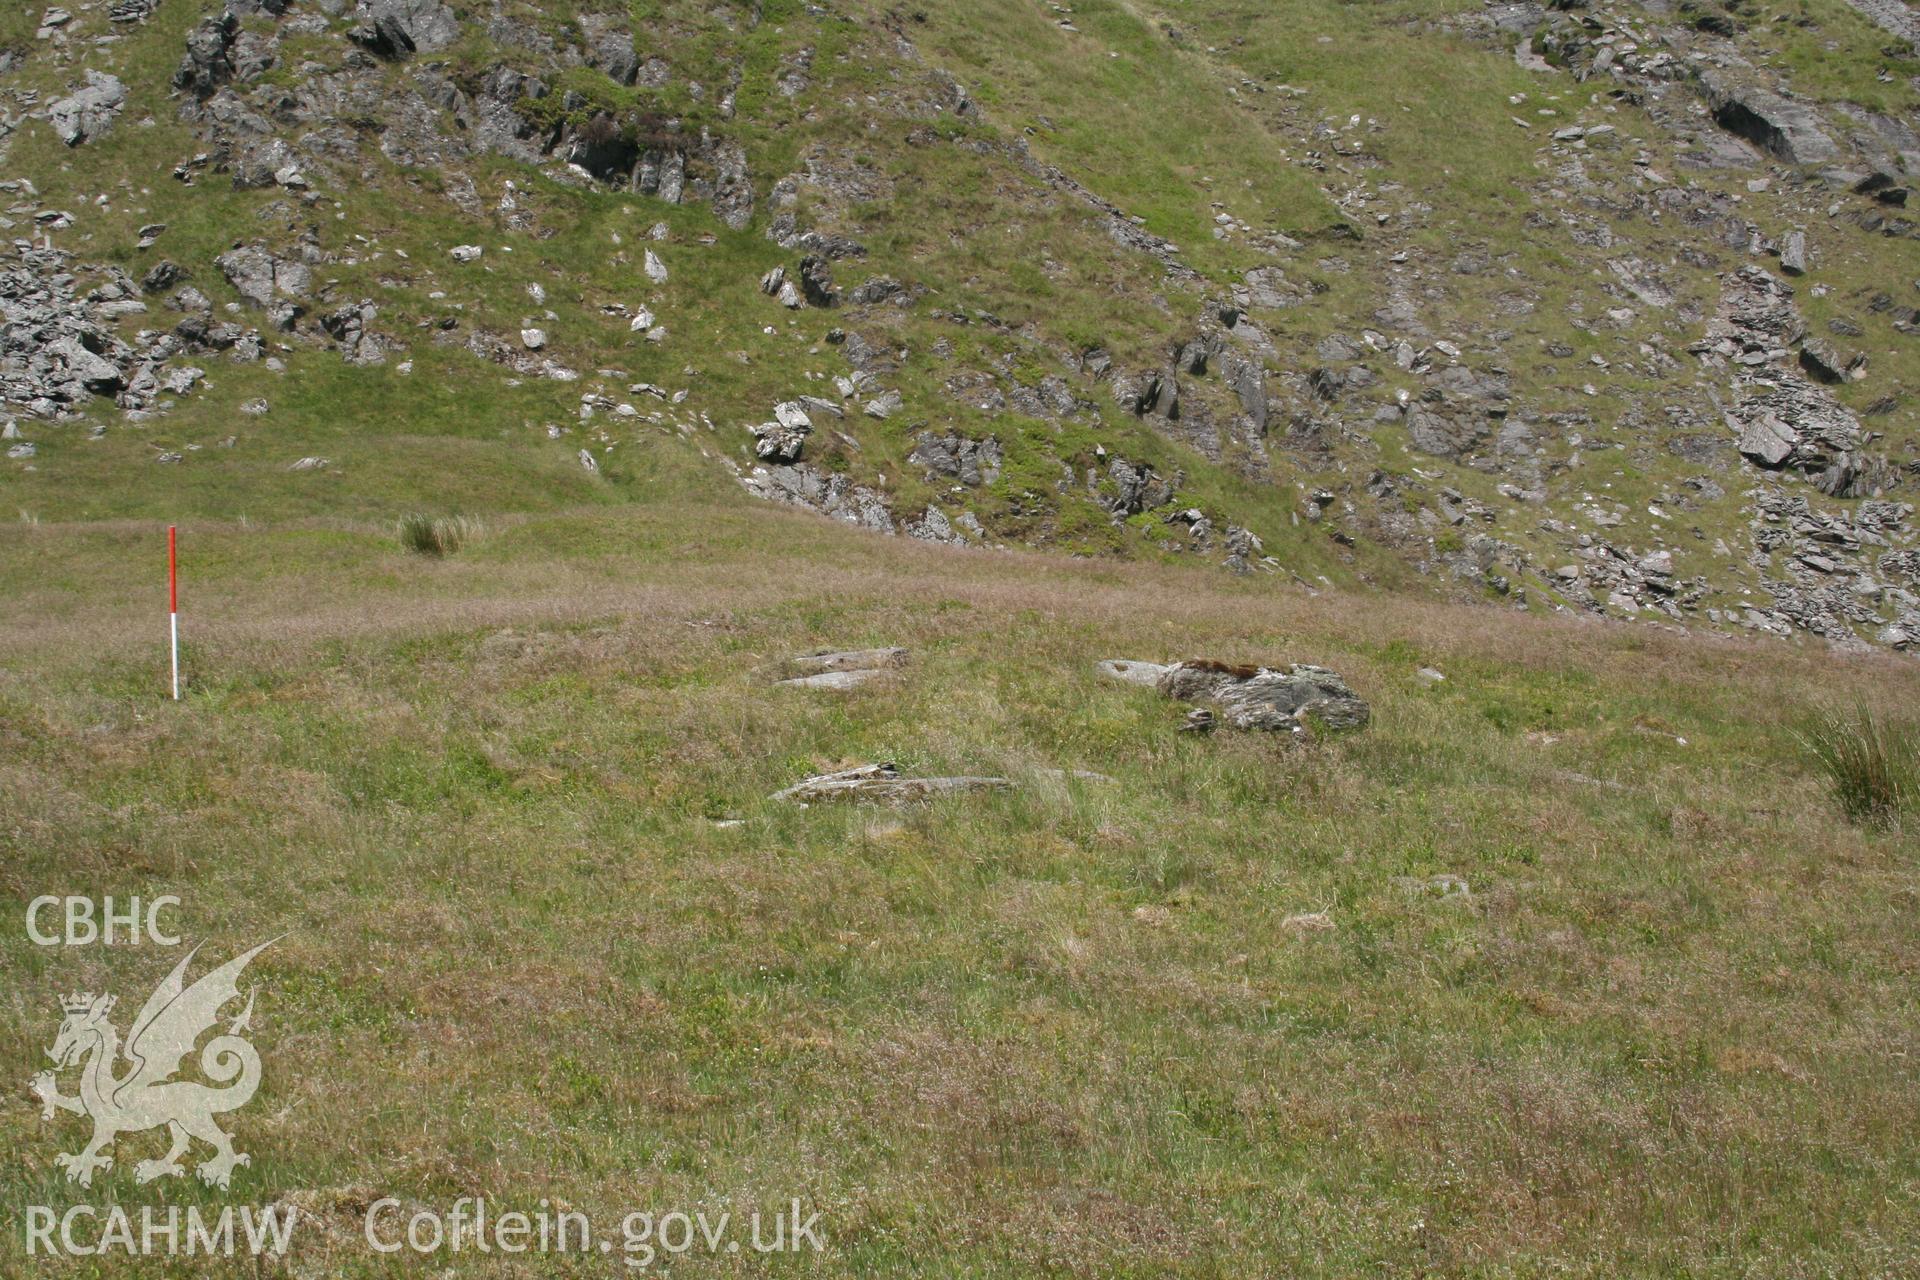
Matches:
[[1800, 703, 1916, 828], [398, 514, 485, 558]]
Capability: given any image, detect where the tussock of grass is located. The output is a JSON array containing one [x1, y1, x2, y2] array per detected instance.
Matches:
[[397, 513, 486, 557], [1800, 703, 1917, 827]]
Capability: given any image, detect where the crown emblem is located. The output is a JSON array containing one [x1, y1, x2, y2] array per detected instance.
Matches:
[[61, 992, 110, 1015]]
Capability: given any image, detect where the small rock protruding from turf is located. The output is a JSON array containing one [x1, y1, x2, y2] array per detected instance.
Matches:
[[776, 646, 907, 690], [772, 763, 1010, 804]]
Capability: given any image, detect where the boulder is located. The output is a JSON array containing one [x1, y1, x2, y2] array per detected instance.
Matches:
[[49, 71, 127, 146], [1703, 77, 1839, 166], [1736, 413, 1797, 468], [1100, 658, 1370, 735], [216, 245, 309, 305], [750, 420, 809, 464], [798, 255, 836, 307], [578, 12, 638, 85], [349, 0, 460, 57], [320, 300, 389, 366], [1780, 230, 1808, 275], [173, 11, 238, 97]]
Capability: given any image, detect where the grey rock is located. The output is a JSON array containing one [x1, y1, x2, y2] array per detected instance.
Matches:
[[750, 419, 809, 464], [909, 431, 1003, 486], [174, 11, 239, 98], [772, 763, 1011, 804], [350, 0, 460, 57], [1155, 659, 1370, 735], [1096, 659, 1174, 686], [1780, 230, 1808, 275], [578, 13, 638, 85], [216, 245, 310, 305], [798, 255, 836, 307], [790, 647, 908, 674], [776, 670, 888, 691], [849, 276, 905, 306], [49, 71, 127, 147], [739, 461, 894, 533], [1703, 76, 1839, 166], [320, 300, 391, 365], [142, 261, 184, 293]]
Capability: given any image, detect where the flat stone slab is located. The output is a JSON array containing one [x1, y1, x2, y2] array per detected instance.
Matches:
[[772, 762, 1011, 804], [1094, 659, 1171, 686], [777, 669, 888, 691], [791, 646, 908, 673]]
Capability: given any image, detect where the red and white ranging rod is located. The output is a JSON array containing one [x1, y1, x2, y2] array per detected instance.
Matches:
[[168, 524, 180, 700]]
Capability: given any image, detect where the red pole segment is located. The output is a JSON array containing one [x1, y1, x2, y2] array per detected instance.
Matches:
[[168, 526, 179, 701]]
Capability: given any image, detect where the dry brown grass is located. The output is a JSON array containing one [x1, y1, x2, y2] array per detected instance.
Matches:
[[3, 500, 1918, 1276]]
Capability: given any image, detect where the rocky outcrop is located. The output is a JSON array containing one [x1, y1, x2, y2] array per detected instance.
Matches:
[[319, 300, 396, 366], [174, 11, 240, 98], [1, 247, 206, 419], [739, 462, 897, 534], [1695, 268, 1865, 479], [909, 432, 1002, 487]]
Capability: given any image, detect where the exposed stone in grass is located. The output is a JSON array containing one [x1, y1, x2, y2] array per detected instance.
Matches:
[[791, 647, 909, 674], [777, 646, 907, 690], [1099, 658, 1370, 735], [314, 300, 397, 367], [1395, 874, 1473, 899], [778, 669, 889, 690], [1095, 659, 1171, 686], [772, 763, 1011, 804]]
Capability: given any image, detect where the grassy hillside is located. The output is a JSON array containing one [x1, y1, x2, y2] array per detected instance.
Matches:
[[3, 0, 1916, 645], [3, 505, 1918, 1275], [2, 0, 1919, 1273]]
